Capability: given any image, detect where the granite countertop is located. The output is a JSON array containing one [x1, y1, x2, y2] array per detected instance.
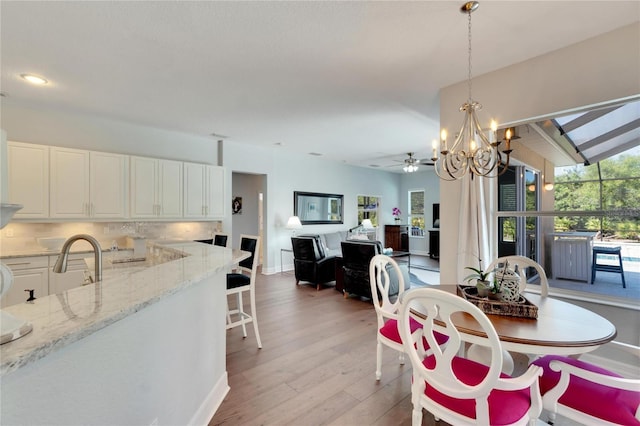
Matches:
[[0, 241, 248, 376], [0, 247, 116, 259]]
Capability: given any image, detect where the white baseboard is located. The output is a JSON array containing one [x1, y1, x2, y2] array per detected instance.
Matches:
[[190, 372, 230, 426]]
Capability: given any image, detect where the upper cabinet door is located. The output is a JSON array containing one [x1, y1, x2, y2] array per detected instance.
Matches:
[[7, 141, 49, 218], [183, 162, 206, 218], [50, 147, 127, 219], [130, 157, 182, 218], [183, 163, 225, 219], [158, 159, 182, 218], [130, 156, 159, 218], [50, 147, 90, 218], [90, 151, 128, 218]]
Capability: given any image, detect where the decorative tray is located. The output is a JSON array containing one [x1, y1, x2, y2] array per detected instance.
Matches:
[[457, 285, 538, 319]]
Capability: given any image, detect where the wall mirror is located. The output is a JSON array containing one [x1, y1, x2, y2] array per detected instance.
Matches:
[[294, 191, 344, 224]]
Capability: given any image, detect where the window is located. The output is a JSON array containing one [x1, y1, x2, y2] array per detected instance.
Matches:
[[498, 166, 540, 262], [357, 195, 379, 226], [409, 190, 425, 236], [496, 145, 640, 303], [554, 151, 640, 238]]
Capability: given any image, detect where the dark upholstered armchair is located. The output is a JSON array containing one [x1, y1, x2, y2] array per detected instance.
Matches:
[[291, 236, 337, 290], [340, 240, 384, 299]]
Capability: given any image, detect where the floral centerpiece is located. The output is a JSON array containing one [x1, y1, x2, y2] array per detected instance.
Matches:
[[392, 207, 401, 222]]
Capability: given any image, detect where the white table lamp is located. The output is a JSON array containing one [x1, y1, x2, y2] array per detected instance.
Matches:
[[286, 216, 303, 236], [361, 219, 374, 229]]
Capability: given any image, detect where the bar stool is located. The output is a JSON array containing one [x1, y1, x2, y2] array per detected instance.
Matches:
[[591, 246, 626, 288]]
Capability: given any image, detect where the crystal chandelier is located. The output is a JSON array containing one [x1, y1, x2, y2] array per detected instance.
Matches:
[[431, 1, 512, 181], [403, 153, 419, 173]]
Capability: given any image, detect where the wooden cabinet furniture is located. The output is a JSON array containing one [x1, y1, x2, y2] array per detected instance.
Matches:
[[183, 163, 225, 219], [50, 147, 128, 219], [130, 156, 183, 218], [1, 256, 49, 308], [384, 225, 409, 252], [7, 142, 50, 219], [429, 230, 440, 259]]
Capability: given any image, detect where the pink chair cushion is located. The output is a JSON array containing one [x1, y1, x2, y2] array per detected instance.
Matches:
[[533, 355, 640, 425], [420, 355, 533, 425], [379, 318, 448, 346]]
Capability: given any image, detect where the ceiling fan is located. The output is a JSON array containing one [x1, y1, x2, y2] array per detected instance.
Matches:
[[390, 152, 434, 172]]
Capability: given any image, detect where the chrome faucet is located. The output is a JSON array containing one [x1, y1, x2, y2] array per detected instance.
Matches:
[[53, 234, 102, 282]]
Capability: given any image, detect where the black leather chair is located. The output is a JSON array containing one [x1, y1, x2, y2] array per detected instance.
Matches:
[[341, 240, 384, 299], [291, 236, 337, 290]]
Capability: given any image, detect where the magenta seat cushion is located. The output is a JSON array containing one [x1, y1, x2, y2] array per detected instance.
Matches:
[[420, 355, 532, 425], [379, 318, 448, 347], [533, 355, 640, 425]]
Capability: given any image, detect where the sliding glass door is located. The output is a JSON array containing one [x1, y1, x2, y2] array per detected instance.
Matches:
[[498, 165, 540, 265]]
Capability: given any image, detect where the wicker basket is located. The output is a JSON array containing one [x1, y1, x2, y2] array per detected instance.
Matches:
[[457, 285, 538, 319]]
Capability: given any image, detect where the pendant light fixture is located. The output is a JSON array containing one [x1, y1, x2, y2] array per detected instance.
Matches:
[[431, 1, 512, 180]]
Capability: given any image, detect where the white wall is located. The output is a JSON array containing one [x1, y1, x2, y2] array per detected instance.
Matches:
[[1, 104, 218, 163], [224, 141, 403, 273], [438, 23, 640, 284]]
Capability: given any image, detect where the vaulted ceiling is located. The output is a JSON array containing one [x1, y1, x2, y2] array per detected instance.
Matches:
[[1, 1, 638, 170]]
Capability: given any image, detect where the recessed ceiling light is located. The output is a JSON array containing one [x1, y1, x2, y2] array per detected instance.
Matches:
[[309, 152, 322, 156], [20, 74, 48, 85]]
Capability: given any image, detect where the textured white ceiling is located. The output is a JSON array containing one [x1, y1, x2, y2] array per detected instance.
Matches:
[[1, 1, 638, 169]]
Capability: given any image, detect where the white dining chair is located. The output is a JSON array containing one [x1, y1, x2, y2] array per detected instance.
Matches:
[[398, 288, 543, 426], [486, 255, 549, 297], [532, 340, 640, 425], [368, 254, 448, 380]]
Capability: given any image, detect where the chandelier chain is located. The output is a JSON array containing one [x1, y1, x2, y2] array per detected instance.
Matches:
[[467, 7, 473, 102]]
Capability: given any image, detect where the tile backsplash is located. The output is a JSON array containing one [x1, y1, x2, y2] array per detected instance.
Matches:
[[0, 221, 222, 253]]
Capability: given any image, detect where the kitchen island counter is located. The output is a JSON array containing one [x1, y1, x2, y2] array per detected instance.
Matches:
[[0, 240, 247, 426]]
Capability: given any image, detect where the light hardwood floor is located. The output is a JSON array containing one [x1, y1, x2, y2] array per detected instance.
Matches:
[[210, 270, 441, 426], [210, 267, 576, 426]]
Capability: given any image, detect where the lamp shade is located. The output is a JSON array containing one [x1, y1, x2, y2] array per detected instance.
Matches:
[[361, 219, 374, 229], [286, 216, 302, 229]]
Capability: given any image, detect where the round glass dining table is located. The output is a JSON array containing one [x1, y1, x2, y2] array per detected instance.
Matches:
[[412, 285, 617, 356]]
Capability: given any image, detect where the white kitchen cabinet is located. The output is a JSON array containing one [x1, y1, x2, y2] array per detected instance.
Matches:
[[50, 147, 128, 219], [7, 141, 49, 219], [183, 163, 225, 219], [1, 256, 49, 308], [48, 253, 89, 294], [130, 156, 182, 218]]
